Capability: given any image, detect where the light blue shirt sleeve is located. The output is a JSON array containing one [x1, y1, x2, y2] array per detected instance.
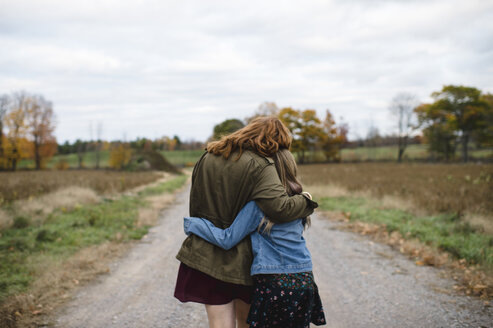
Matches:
[[183, 201, 264, 250]]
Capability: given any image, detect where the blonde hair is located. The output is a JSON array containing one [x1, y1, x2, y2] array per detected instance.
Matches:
[[206, 116, 292, 160], [258, 149, 311, 233]]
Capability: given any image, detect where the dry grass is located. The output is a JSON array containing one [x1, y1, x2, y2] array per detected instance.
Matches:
[[14, 187, 99, 222], [299, 163, 493, 217], [0, 173, 189, 327], [305, 184, 352, 199], [0, 209, 12, 230], [136, 174, 190, 227], [379, 195, 424, 216], [0, 242, 131, 328], [307, 163, 493, 298], [465, 214, 493, 235], [136, 194, 175, 227], [129, 172, 171, 194], [0, 170, 162, 202]]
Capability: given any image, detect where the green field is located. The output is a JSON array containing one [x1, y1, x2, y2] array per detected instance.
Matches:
[[160, 150, 204, 167], [341, 144, 428, 161], [0, 174, 188, 303], [18, 151, 111, 169], [318, 196, 493, 268], [17, 145, 492, 169], [338, 144, 490, 162], [18, 149, 205, 169]]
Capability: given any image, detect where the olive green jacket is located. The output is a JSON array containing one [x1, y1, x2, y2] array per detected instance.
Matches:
[[176, 150, 317, 286]]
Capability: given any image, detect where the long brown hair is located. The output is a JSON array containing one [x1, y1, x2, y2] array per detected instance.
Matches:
[[259, 149, 311, 233], [206, 116, 292, 160]]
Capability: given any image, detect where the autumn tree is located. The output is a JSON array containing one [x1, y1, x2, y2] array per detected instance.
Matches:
[[25, 94, 57, 169], [415, 103, 457, 161], [279, 107, 338, 163], [473, 93, 493, 147], [4, 92, 29, 171], [389, 93, 418, 162], [165, 136, 177, 151], [173, 135, 182, 150], [278, 107, 303, 159], [428, 85, 489, 162], [320, 110, 348, 162], [0, 94, 9, 165], [212, 119, 245, 140], [109, 142, 132, 170], [298, 109, 325, 163]]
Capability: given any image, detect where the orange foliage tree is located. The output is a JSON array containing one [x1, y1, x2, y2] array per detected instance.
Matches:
[[3, 93, 30, 171], [0, 91, 57, 170], [278, 107, 347, 163], [109, 143, 132, 170], [320, 110, 348, 162], [25, 94, 57, 169]]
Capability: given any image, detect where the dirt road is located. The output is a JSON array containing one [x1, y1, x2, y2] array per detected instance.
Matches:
[[55, 186, 493, 327]]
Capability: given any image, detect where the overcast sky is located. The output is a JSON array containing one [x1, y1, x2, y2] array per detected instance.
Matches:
[[0, 0, 492, 142]]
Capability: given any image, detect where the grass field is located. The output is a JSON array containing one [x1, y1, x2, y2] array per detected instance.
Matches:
[[319, 196, 493, 267], [300, 144, 493, 162], [16, 144, 492, 170], [16, 149, 205, 169], [17, 151, 112, 169], [299, 162, 493, 273], [160, 150, 204, 167], [0, 173, 188, 327], [299, 163, 493, 217], [0, 170, 161, 203], [341, 144, 429, 161]]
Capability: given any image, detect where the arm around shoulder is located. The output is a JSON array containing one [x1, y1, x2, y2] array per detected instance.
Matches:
[[251, 164, 317, 224]]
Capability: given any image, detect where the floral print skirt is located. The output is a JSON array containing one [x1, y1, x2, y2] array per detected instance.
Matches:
[[247, 272, 326, 327]]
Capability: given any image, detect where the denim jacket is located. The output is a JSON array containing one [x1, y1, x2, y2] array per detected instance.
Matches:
[[184, 201, 312, 275]]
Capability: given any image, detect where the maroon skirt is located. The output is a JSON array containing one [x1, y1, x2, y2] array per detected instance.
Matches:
[[174, 262, 253, 305]]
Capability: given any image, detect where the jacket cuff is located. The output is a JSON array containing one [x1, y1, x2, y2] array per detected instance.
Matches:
[[183, 217, 192, 235], [301, 193, 318, 209]]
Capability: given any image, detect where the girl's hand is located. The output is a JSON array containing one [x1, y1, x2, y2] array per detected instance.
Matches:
[[301, 191, 313, 200]]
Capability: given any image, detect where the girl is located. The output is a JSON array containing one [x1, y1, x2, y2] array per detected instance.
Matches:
[[184, 149, 326, 328]]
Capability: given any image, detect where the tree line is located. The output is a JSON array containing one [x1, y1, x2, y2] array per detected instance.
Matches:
[[0, 91, 57, 170], [58, 136, 204, 169], [0, 90, 206, 171], [212, 102, 349, 163], [2, 84, 491, 171], [213, 84, 493, 164], [383, 85, 492, 163]]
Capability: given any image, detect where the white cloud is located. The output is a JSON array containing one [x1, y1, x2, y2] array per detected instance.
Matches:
[[0, 0, 491, 142]]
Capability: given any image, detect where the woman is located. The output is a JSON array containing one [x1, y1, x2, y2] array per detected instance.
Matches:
[[175, 116, 317, 328]]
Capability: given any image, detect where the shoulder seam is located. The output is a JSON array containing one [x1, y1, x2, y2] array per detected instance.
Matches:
[[244, 150, 274, 166]]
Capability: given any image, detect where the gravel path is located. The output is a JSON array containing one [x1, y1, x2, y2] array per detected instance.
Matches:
[[55, 186, 493, 328]]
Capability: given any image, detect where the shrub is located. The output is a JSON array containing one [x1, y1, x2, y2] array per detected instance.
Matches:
[[12, 216, 30, 229], [55, 159, 70, 170]]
